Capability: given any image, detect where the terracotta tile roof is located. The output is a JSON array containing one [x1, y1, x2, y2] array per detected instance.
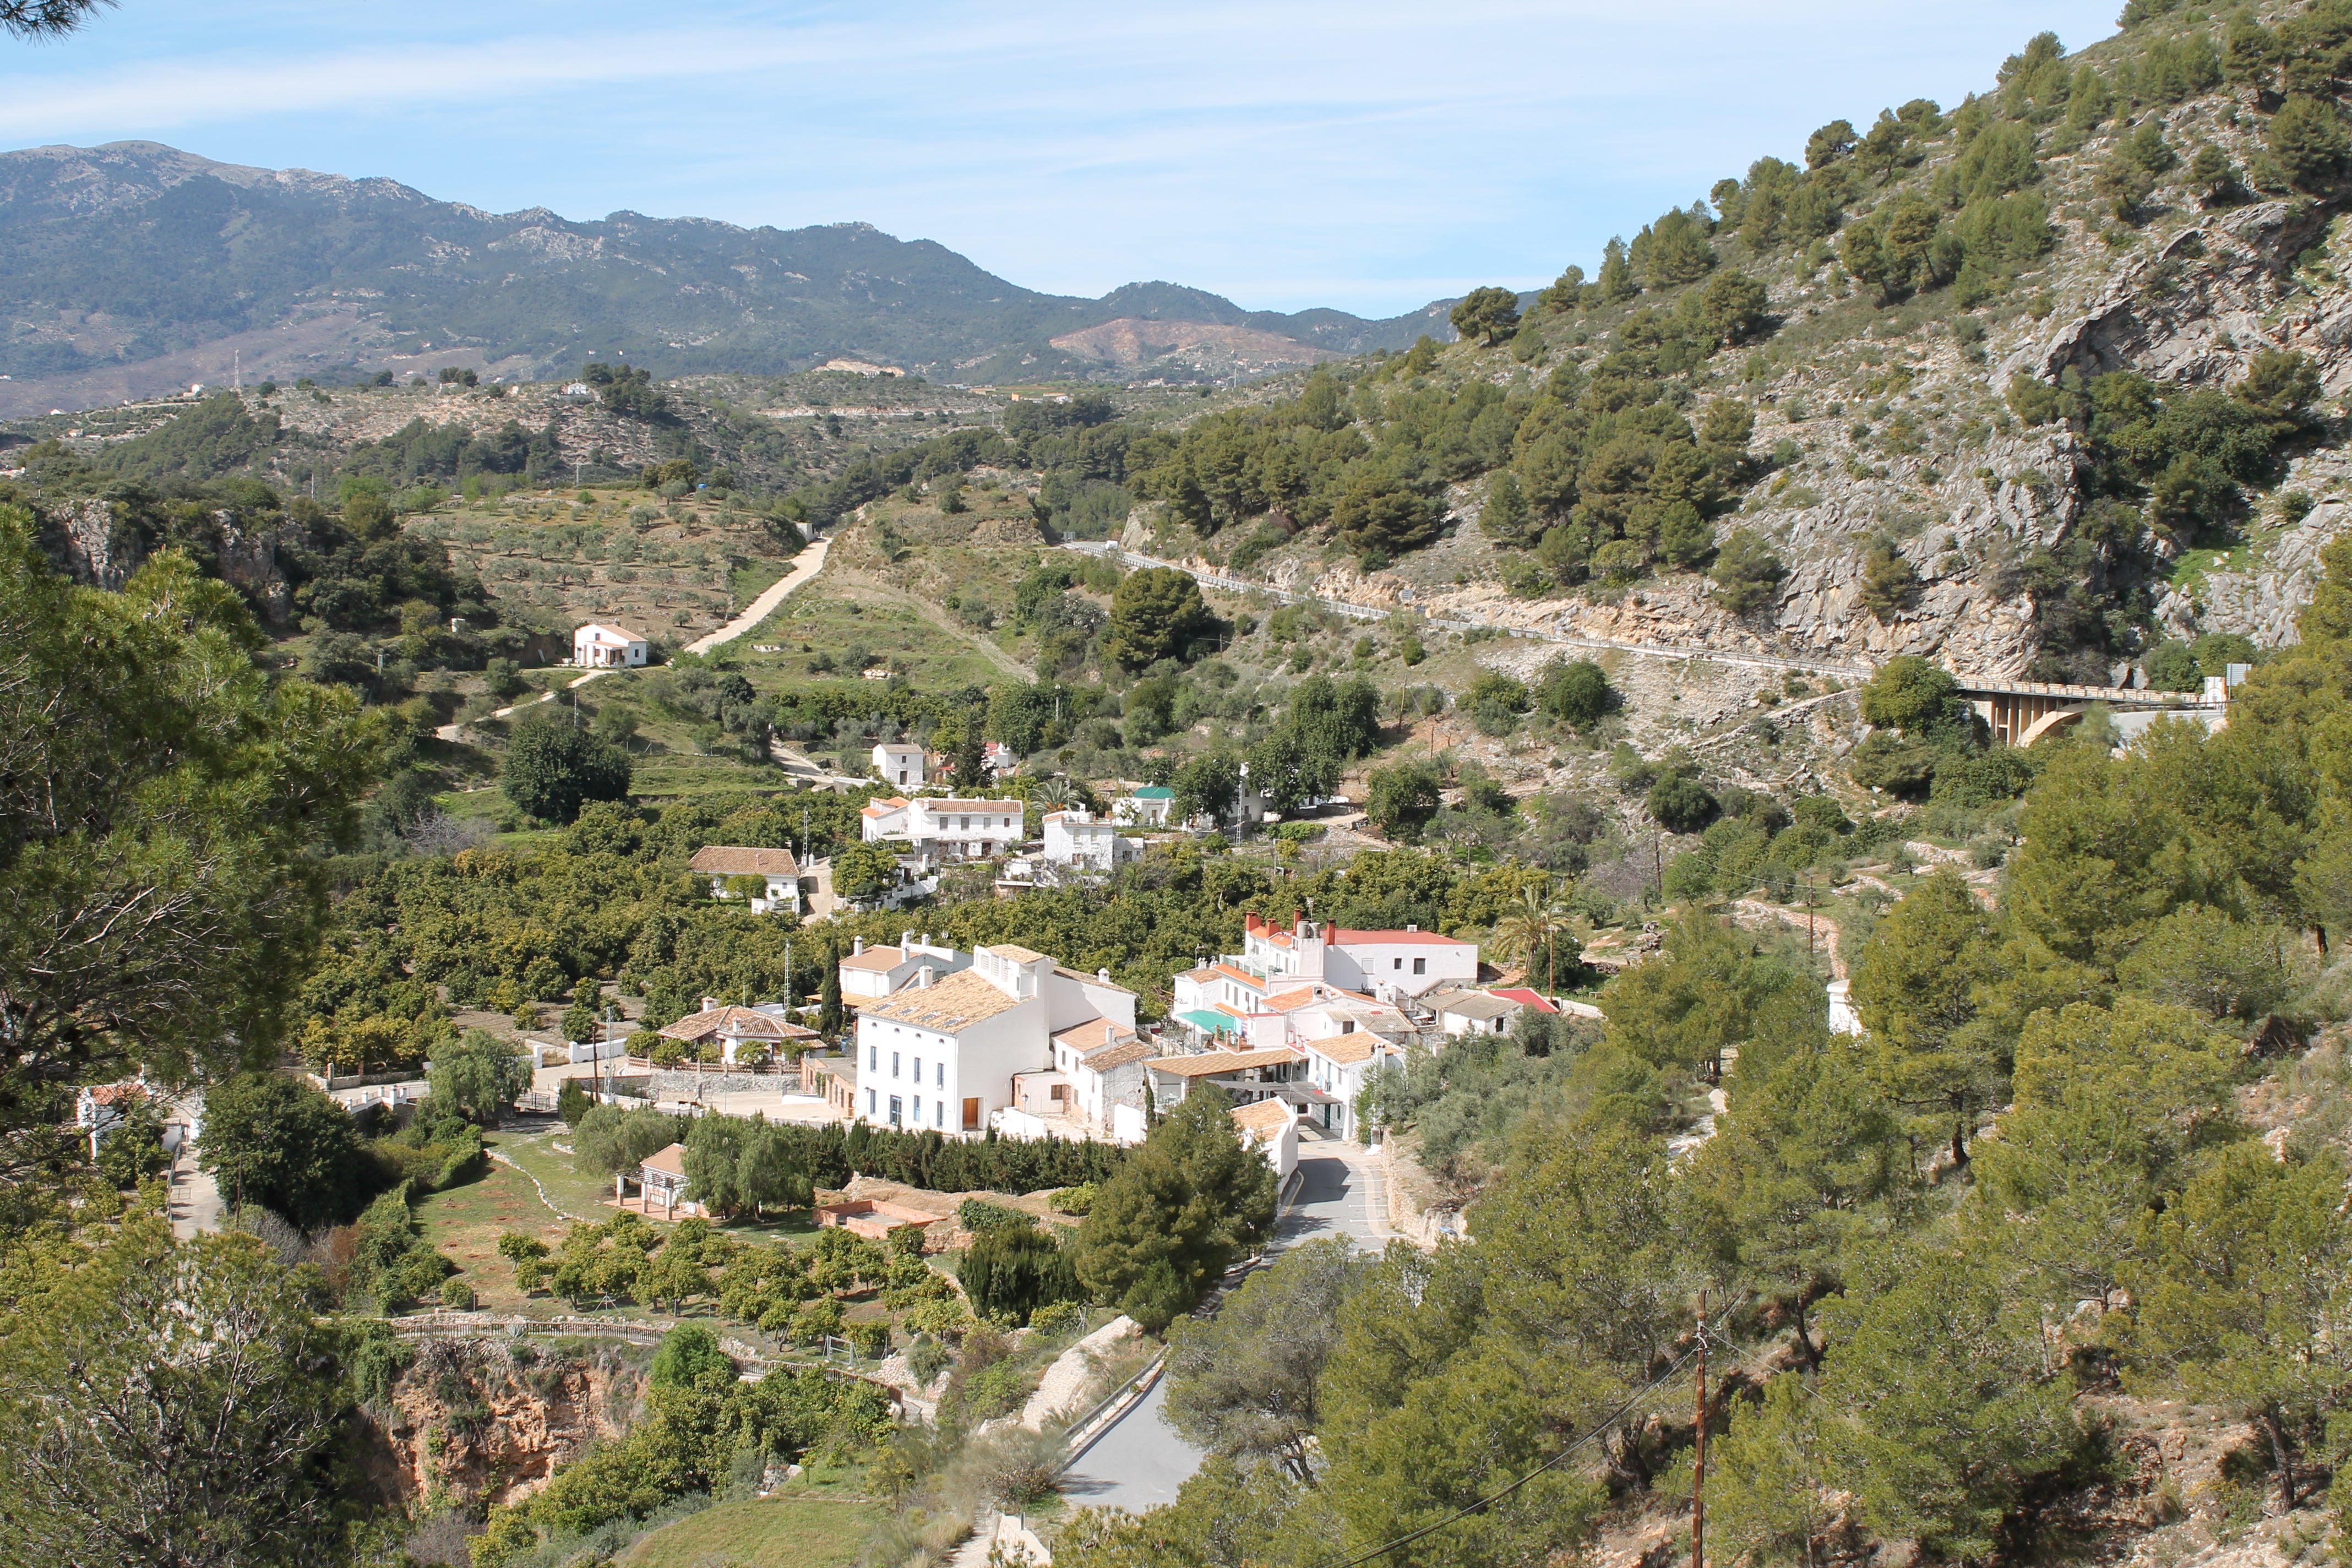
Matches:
[[641, 1142, 688, 1178], [1231, 1098, 1295, 1137], [84, 1082, 148, 1104], [1145, 1047, 1304, 1077], [861, 970, 1025, 1030], [1210, 963, 1265, 988], [860, 796, 911, 818], [1053, 1019, 1134, 1056], [918, 798, 1023, 811], [1261, 983, 1369, 1013], [1084, 1041, 1156, 1071], [839, 946, 906, 972], [688, 845, 800, 876], [1305, 1034, 1392, 1066], [1487, 987, 1560, 1013], [660, 1005, 817, 1043], [1175, 965, 1221, 983], [987, 943, 1049, 963], [578, 623, 647, 643]]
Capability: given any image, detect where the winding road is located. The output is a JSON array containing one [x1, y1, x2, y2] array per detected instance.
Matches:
[[1057, 1137, 1395, 1513]]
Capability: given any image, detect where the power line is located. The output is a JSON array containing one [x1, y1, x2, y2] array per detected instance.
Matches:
[[1312, 1341, 1707, 1568]]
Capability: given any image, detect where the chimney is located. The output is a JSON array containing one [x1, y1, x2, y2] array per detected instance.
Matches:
[[922, 932, 932, 946], [700, 996, 721, 1012], [1097, 967, 1112, 984], [852, 936, 863, 956], [1406, 923, 1418, 933], [902, 930, 915, 952], [918, 965, 935, 989]]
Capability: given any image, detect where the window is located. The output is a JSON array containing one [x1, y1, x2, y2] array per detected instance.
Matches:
[[913, 1055, 922, 1080], [889, 1095, 903, 1126], [936, 1102, 945, 1128], [959, 815, 971, 830], [936, 1062, 945, 1088], [1413, 957, 1427, 976], [869, 1045, 878, 1070], [867, 1088, 876, 1114], [892, 1052, 900, 1078], [912, 1096, 921, 1118], [1392, 957, 1402, 970]]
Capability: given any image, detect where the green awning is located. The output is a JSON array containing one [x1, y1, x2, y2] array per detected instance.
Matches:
[[1175, 1008, 1241, 1036]]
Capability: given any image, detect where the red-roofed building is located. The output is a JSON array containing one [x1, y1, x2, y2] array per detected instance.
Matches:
[[1238, 910, 1477, 1001]]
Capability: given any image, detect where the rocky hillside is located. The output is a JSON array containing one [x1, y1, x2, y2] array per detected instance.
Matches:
[[1104, 3, 2352, 684], [0, 141, 1441, 415]]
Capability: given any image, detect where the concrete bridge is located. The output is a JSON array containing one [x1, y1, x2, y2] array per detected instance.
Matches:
[[1960, 675, 2232, 747]]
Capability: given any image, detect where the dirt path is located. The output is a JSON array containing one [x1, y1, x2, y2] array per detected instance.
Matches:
[[685, 537, 831, 655], [836, 570, 1036, 680]]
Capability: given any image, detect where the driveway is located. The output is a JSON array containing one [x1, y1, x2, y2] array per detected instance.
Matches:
[[1058, 1141, 1391, 1512]]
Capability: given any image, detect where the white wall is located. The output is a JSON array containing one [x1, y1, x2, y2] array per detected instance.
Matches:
[[1327, 939, 1476, 998], [854, 997, 1044, 1135]]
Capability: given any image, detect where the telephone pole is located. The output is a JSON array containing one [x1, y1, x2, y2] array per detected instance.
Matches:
[[1692, 1289, 1709, 1568]]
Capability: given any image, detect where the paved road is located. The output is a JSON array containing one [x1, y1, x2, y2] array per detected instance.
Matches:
[[1058, 1140, 1392, 1512]]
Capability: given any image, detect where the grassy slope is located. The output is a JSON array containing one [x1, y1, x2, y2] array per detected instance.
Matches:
[[618, 1498, 883, 1568]]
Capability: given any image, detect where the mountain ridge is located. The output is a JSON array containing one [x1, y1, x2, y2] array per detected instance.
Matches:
[[0, 140, 1450, 416]]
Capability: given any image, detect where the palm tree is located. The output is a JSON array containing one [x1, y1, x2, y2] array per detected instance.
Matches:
[[1032, 776, 1075, 810], [1495, 883, 1569, 997]]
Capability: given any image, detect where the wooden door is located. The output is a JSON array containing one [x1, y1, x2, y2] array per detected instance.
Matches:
[[962, 1097, 981, 1130]]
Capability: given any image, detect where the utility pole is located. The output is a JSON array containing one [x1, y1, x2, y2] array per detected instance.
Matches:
[[1692, 1288, 1709, 1568]]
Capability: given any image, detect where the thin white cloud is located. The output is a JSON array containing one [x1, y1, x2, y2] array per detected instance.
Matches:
[[1, 0, 2124, 313]]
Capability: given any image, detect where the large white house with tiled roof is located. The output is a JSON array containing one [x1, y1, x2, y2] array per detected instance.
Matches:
[[850, 941, 1135, 1135]]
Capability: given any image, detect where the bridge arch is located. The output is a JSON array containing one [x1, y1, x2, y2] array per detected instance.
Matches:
[[2016, 707, 2086, 747]]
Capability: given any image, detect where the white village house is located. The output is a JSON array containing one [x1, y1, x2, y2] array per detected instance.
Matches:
[[872, 742, 926, 788], [573, 623, 650, 668], [848, 941, 1136, 1136], [1237, 910, 1477, 1001], [687, 845, 803, 914], [837, 933, 970, 1001], [1041, 809, 1135, 874], [1112, 785, 1176, 826], [861, 795, 1027, 869], [658, 1000, 820, 1065], [1232, 1097, 1299, 1180]]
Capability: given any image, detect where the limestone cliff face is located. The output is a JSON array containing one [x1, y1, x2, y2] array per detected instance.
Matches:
[[42, 496, 300, 622], [358, 1338, 643, 1513]]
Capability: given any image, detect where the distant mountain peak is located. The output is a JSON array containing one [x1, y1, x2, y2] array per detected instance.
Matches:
[[0, 140, 1451, 416]]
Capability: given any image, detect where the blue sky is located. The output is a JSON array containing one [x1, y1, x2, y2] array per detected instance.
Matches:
[[2, 1, 2124, 318]]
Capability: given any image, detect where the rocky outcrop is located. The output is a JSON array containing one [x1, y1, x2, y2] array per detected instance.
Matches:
[[359, 1338, 642, 1513], [2156, 498, 2352, 648], [50, 494, 140, 590]]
